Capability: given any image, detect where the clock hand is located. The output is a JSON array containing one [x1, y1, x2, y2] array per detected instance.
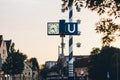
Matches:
[[51, 28, 56, 32]]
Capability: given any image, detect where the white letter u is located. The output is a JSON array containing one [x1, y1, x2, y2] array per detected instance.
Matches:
[[68, 24, 76, 33]]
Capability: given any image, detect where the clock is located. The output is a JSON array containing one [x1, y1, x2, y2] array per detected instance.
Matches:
[[47, 22, 59, 35]]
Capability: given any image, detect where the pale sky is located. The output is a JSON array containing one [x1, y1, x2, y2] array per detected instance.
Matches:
[[0, 0, 120, 64]]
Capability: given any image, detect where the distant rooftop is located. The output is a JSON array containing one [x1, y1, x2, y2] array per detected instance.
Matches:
[[5, 40, 12, 53], [64, 55, 89, 59], [74, 57, 90, 68]]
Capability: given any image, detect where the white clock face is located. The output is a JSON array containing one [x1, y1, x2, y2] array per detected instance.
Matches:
[[47, 23, 59, 35]]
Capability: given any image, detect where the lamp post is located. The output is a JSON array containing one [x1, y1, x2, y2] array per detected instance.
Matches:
[[58, 34, 65, 80], [60, 35, 65, 80], [58, 46, 64, 80]]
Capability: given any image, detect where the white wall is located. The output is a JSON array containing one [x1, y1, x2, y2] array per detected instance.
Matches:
[[0, 40, 8, 63]]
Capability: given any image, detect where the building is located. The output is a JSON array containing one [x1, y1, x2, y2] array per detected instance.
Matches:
[[56, 55, 90, 80], [0, 35, 12, 80], [74, 56, 90, 80], [45, 61, 57, 69], [22, 62, 33, 80], [45, 61, 59, 80], [0, 35, 11, 63], [5, 40, 12, 54], [63, 55, 89, 67], [21, 60, 39, 80], [0, 35, 8, 64]]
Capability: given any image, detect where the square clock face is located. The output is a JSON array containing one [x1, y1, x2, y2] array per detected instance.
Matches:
[[47, 22, 59, 35]]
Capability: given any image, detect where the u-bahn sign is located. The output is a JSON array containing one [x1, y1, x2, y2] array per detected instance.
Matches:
[[65, 22, 78, 35], [47, 20, 78, 35]]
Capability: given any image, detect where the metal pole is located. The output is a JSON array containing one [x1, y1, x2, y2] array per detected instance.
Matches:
[[58, 46, 60, 59], [61, 36, 64, 56], [68, 0, 74, 80], [61, 36, 65, 80]]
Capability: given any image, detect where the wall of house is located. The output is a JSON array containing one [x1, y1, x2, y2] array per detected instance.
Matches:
[[0, 40, 8, 63], [0, 37, 8, 80], [23, 63, 32, 77]]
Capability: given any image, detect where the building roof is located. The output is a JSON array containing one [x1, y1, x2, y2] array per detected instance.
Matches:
[[74, 56, 90, 68], [64, 55, 89, 60], [5, 40, 12, 53], [24, 62, 32, 71]]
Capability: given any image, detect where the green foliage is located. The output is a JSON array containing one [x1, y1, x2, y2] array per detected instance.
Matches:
[[95, 18, 120, 46], [40, 65, 50, 79], [88, 47, 100, 80], [61, 0, 120, 18], [85, 0, 120, 17], [30, 57, 39, 70], [10, 43, 16, 53], [91, 47, 100, 55], [2, 43, 27, 75], [29, 58, 40, 79], [88, 46, 120, 80], [61, 0, 84, 12], [110, 53, 120, 80]]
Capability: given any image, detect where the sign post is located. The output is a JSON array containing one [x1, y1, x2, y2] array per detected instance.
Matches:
[[47, 19, 79, 80], [68, 1, 74, 79]]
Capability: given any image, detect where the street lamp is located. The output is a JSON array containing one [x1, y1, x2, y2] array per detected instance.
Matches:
[[76, 42, 81, 48]]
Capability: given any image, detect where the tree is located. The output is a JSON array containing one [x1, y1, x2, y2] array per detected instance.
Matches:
[[84, 0, 120, 46], [2, 43, 27, 80], [40, 65, 50, 80], [61, 0, 120, 46], [95, 18, 120, 46], [88, 46, 120, 80], [61, 0, 120, 17], [30, 57, 39, 71], [29, 57, 40, 79], [110, 52, 120, 80], [88, 47, 100, 80], [85, 0, 120, 18]]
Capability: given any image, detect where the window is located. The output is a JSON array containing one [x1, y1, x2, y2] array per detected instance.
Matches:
[[29, 72, 31, 75], [26, 66, 28, 69], [25, 66, 28, 69], [3, 50, 5, 54]]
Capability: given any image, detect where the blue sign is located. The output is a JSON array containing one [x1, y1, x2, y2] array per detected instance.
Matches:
[[59, 20, 78, 35], [65, 23, 78, 35], [59, 20, 66, 35]]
